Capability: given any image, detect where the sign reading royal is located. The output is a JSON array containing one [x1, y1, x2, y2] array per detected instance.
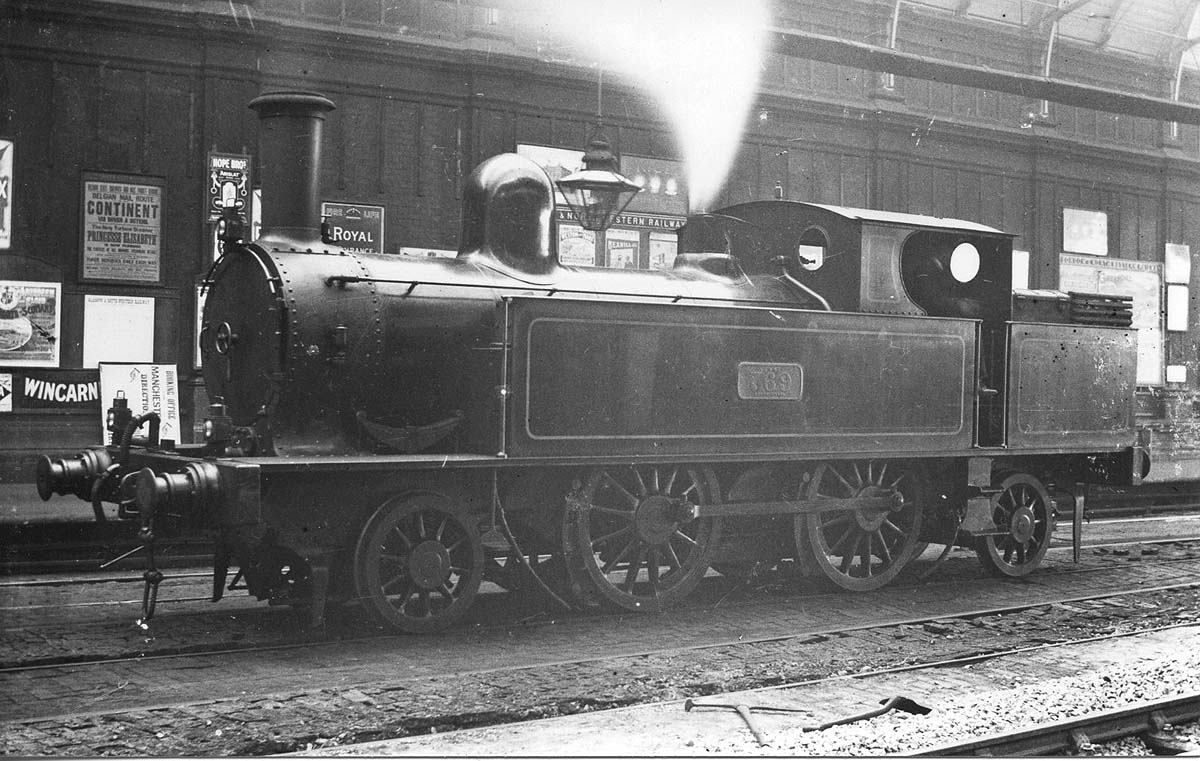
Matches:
[[321, 202, 384, 254]]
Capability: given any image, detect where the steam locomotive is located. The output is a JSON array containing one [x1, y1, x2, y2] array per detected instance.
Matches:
[[36, 91, 1148, 633]]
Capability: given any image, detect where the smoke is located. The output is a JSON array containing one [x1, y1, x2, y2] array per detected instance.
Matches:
[[526, 0, 770, 213]]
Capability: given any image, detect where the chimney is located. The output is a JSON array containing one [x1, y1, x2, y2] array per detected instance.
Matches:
[[248, 91, 335, 248]]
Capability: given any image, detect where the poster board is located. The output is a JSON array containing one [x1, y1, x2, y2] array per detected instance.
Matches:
[[605, 228, 640, 269], [1059, 253, 1162, 386], [98, 362, 181, 445], [80, 173, 163, 283], [558, 222, 597, 267], [0, 280, 61, 367], [83, 295, 154, 368]]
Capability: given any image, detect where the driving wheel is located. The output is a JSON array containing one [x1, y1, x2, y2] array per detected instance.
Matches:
[[975, 473, 1054, 577], [795, 460, 926, 591], [562, 465, 721, 612], [353, 493, 483, 633]]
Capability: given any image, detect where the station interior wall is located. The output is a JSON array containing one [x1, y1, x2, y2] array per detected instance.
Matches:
[[2, 0, 1200, 480]]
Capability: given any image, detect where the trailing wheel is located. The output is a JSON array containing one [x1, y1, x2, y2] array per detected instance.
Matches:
[[975, 473, 1054, 577], [795, 460, 926, 591], [562, 465, 721, 612], [353, 493, 483, 633]]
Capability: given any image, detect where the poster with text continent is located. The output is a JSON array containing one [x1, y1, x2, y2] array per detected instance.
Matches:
[[83, 180, 162, 282]]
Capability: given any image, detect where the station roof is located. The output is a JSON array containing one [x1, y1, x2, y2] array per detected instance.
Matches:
[[905, 0, 1200, 71]]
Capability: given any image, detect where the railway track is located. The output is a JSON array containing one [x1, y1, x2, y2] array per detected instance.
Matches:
[[5, 538, 1200, 755], [915, 692, 1200, 756]]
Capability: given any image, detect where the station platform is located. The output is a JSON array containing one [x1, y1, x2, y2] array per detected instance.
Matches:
[[0, 482, 121, 525]]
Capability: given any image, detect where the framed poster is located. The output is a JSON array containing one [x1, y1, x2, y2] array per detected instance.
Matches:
[[0, 138, 12, 250], [0, 280, 61, 367], [207, 152, 250, 221], [558, 222, 597, 267], [80, 173, 163, 283], [605, 228, 641, 269], [83, 295, 154, 368]]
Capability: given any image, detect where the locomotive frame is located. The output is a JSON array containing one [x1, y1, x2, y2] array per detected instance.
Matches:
[[36, 91, 1148, 633]]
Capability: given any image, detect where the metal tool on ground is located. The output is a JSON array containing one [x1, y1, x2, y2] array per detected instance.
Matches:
[[684, 697, 770, 746], [801, 695, 932, 731]]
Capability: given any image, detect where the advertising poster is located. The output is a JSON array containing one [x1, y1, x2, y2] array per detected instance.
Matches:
[[0, 280, 61, 367], [558, 222, 596, 267], [0, 369, 101, 413], [98, 363, 181, 444], [1059, 253, 1162, 385], [605, 228, 641, 269], [207, 153, 250, 220], [648, 232, 678, 271], [0, 138, 11, 250], [321, 202, 385, 253], [81, 175, 163, 282], [83, 295, 154, 368]]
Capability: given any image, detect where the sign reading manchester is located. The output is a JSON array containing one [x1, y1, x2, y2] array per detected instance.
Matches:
[[82, 176, 162, 282], [321, 202, 384, 254]]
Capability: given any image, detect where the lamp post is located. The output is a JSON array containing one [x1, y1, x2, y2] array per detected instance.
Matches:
[[556, 133, 642, 232], [556, 70, 642, 232]]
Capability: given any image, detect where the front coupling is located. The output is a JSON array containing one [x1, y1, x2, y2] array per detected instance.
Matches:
[[136, 462, 222, 522], [36, 448, 114, 502]]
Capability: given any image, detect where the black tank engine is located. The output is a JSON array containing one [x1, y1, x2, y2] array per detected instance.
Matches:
[[37, 91, 1147, 632]]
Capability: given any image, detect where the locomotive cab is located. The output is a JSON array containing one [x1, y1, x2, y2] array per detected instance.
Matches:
[[678, 200, 1014, 322]]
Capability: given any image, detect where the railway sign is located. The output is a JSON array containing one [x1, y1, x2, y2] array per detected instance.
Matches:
[[321, 202, 384, 254], [98, 362, 181, 445]]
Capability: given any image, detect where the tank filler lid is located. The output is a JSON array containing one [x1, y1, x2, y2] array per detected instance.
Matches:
[[800, 203, 1010, 236]]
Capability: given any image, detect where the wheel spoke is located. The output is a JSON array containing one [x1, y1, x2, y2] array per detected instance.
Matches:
[[828, 525, 856, 554], [646, 548, 662, 596], [830, 467, 855, 494], [661, 538, 683, 571], [663, 468, 679, 495], [592, 524, 634, 548], [591, 504, 637, 519], [622, 546, 647, 590], [632, 468, 649, 498], [388, 526, 413, 551], [671, 528, 699, 547], [873, 529, 892, 564], [600, 537, 638, 574], [859, 533, 873, 574], [602, 470, 640, 507]]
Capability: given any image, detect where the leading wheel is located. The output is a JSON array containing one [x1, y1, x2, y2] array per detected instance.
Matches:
[[562, 465, 721, 612], [975, 473, 1054, 577], [795, 460, 926, 591], [353, 493, 483, 633]]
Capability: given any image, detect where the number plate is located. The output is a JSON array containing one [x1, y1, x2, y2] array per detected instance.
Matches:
[[737, 362, 804, 400]]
